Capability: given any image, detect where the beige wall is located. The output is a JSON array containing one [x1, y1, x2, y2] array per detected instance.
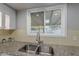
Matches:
[[11, 29, 79, 46], [11, 3, 79, 47]]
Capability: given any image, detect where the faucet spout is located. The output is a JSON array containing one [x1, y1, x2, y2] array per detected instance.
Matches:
[[36, 31, 43, 44]]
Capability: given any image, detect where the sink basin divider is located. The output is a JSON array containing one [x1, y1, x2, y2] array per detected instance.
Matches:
[[27, 44, 30, 55], [26, 44, 40, 55]]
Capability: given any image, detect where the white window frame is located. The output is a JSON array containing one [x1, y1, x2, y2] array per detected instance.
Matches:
[[26, 4, 67, 37]]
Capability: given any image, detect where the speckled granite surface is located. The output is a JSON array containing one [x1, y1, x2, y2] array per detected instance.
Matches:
[[0, 41, 51, 56], [0, 41, 27, 56], [0, 41, 79, 56]]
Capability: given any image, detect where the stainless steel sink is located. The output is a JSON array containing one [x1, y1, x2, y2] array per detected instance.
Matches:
[[18, 43, 54, 56], [28, 44, 38, 51], [18, 44, 40, 55]]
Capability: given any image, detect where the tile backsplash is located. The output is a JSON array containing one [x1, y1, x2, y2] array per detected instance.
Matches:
[[11, 29, 79, 46], [0, 30, 15, 42]]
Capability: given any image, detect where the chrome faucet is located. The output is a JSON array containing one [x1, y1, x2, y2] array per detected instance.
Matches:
[[36, 30, 43, 45]]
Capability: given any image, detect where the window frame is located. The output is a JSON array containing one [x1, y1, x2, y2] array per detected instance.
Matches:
[[26, 4, 67, 37]]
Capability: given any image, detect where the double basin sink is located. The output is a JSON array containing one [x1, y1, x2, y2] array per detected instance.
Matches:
[[18, 43, 54, 56]]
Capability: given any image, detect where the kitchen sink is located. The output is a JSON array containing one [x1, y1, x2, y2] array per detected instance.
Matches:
[[18, 43, 54, 56], [28, 44, 38, 51], [18, 44, 40, 55]]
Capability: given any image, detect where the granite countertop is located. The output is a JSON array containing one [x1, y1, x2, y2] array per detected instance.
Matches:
[[1, 41, 79, 56], [0, 41, 27, 56], [0, 41, 51, 56]]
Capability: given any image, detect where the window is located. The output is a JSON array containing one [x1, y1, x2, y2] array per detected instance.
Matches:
[[5, 14, 10, 29], [31, 11, 44, 33], [44, 9, 61, 34], [0, 12, 2, 28], [27, 4, 67, 37]]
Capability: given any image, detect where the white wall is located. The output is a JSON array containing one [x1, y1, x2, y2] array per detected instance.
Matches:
[[67, 3, 79, 31], [16, 10, 26, 29]]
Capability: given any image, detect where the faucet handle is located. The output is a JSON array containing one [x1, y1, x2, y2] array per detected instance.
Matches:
[[38, 40, 44, 45]]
